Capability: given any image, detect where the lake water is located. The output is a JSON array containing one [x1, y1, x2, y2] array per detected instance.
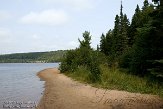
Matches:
[[0, 63, 59, 109]]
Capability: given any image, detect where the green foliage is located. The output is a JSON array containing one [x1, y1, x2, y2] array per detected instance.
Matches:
[[120, 0, 163, 81], [66, 66, 90, 82], [60, 31, 101, 83], [100, 30, 113, 56], [143, 0, 149, 10], [59, 50, 78, 72], [78, 31, 91, 49], [128, 5, 141, 46], [99, 65, 163, 97], [60, 0, 163, 97], [129, 26, 153, 75], [88, 51, 101, 82], [0, 50, 66, 63], [100, 33, 106, 54], [152, 0, 160, 5], [112, 15, 121, 56], [100, 1, 130, 66], [100, 0, 163, 83], [66, 64, 163, 97], [118, 49, 132, 68]]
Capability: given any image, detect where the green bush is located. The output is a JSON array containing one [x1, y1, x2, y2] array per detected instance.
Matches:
[[59, 50, 78, 72], [88, 51, 101, 83], [60, 31, 101, 83]]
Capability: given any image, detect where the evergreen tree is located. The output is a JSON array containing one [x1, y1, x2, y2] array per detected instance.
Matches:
[[129, 0, 154, 47], [119, 0, 124, 33], [100, 1, 130, 61], [114, 1, 129, 55], [113, 15, 120, 37], [78, 31, 91, 49], [142, 0, 149, 10], [147, 0, 163, 79], [121, 14, 130, 50], [105, 29, 113, 55], [97, 45, 100, 51], [128, 5, 141, 46], [78, 31, 92, 66], [100, 33, 106, 54], [112, 15, 120, 57], [128, 0, 163, 78], [118, 1, 125, 54], [132, 5, 141, 27], [141, 0, 154, 25], [152, 0, 161, 6]]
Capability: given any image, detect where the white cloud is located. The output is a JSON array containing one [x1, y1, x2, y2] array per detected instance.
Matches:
[[20, 9, 69, 26], [0, 10, 11, 21]]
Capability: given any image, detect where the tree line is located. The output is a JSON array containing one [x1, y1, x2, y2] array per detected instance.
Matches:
[[0, 50, 67, 63], [60, 0, 163, 83], [99, 0, 163, 79]]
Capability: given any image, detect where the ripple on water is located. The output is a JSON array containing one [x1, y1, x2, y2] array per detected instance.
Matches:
[[0, 63, 59, 108]]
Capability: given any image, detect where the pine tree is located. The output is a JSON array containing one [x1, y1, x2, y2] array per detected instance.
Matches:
[[152, 0, 162, 6], [97, 45, 100, 51], [119, 0, 124, 33], [128, 0, 163, 77], [117, 1, 129, 55], [78, 31, 91, 49], [128, 5, 141, 46], [112, 15, 120, 57], [141, 0, 154, 25], [109, 1, 130, 58], [105, 29, 113, 55], [100, 33, 106, 54], [122, 14, 130, 50], [147, 0, 163, 79], [133, 5, 141, 27], [142, 0, 149, 10]]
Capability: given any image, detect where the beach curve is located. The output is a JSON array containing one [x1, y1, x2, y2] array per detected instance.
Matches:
[[36, 68, 163, 109]]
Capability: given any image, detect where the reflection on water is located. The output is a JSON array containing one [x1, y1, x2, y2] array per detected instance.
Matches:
[[0, 63, 59, 109]]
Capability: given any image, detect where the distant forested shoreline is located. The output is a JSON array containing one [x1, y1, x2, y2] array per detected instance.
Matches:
[[0, 50, 67, 63]]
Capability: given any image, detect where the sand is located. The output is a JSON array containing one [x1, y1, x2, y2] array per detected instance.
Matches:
[[36, 68, 163, 109]]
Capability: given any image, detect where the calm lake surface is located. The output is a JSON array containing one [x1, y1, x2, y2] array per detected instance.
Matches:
[[0, 63, 59, 109]]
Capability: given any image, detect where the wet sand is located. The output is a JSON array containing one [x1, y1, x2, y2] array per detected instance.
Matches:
[[36, 68, 163, 109]]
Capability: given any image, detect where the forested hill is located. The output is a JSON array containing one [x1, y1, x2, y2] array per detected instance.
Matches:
[[0, 50, 67, 63]]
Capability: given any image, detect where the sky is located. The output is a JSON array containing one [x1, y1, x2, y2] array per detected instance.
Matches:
[[0, 0, 153, 54]]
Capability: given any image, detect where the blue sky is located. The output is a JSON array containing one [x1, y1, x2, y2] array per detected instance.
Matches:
[[0, 0, 152, 54]]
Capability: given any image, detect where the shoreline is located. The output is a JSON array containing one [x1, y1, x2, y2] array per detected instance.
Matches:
[[36, 68, 60, 109], [36, 68, 163, 109]]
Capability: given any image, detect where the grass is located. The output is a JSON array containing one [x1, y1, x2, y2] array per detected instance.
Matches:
[[99, 65, 163, 97], [65, 66, 90, 83], [65, 65, 163, 98]]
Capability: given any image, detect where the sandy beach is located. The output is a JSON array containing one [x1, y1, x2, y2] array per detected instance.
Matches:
[[36, 68, 163, 109]]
